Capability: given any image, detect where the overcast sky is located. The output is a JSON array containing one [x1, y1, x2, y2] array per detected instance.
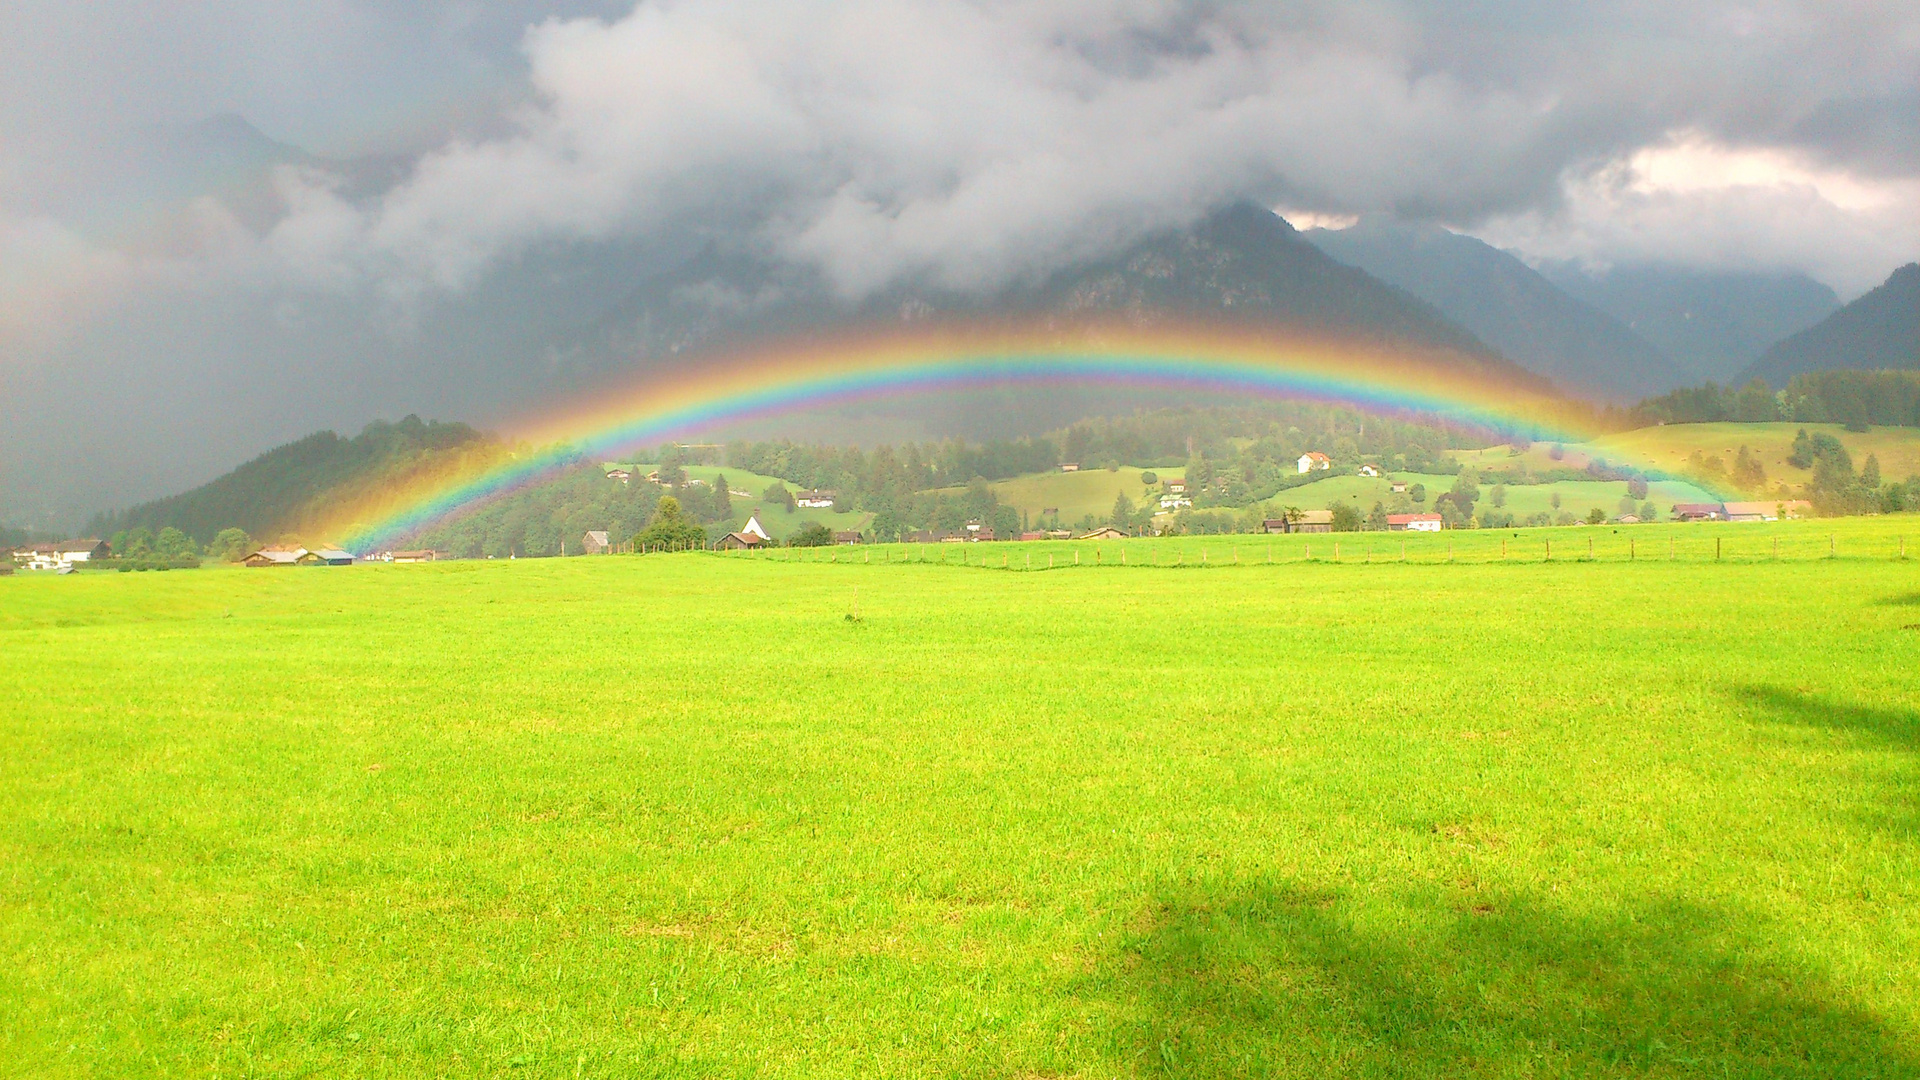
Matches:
[[2, 0, 1917, 524]]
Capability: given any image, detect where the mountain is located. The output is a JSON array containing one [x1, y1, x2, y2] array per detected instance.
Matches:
[[1741, 263, 1920, 385], [576, 203, 1525, 384], [88, 416, 502, 546], [1538, 262, 1838, 384], [1304, 220, 1681, 402]]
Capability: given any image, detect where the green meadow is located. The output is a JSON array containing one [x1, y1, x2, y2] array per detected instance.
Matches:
[[5, 517, 1920, 1077]]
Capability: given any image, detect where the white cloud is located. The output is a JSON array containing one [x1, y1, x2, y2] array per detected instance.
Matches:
[[1472, 132, 1920, 295]]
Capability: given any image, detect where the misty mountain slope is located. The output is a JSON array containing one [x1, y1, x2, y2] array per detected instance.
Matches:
[[1742, 263, 1920, 385], [579, 204, 1522, 379], [89, 417, 500, 545], [1305, 220, 1682, 401], [1539, 262, 1839, 383]]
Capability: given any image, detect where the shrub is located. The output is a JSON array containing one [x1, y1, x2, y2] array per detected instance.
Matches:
[[787, 522, 833, 547]]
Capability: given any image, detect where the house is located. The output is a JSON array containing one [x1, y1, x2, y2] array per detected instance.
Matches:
[[741, 514, 770, 541], [605, 468, 632, 483], [717, 531, 765, 550], [1167, 482, 1187, 495], [1077, 526, 1127, 540], [1617, 514, 1641, 524], [1297, 452, 1332, 474], [795, 490, 837, 508], [1265, 510, 1334, 534], [1159, 496, 1193, 510], [1721, 500, 1813, 522], [387, 549, 442, 563], [581, 530, 613, 554], [962, 523, 995, 541], [1358, 464, 1381, 477], [833, 531, 864, 545], [1672, 503, 1725, 522], [17, 539, 110, 570], [1059, 462, 1080, 472], [244, 546, 304, 567], [1020, 531, 1045, 541], [905, 530, 956, 543], [1390, 481, 1409, 494], [299, 548, 356, 565], [1387, 513, 1444, 532]]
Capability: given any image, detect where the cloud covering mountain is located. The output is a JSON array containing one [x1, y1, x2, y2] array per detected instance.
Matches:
[[2, 1, 1917, 525]]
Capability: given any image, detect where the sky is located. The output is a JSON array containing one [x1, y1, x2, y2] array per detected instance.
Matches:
[[1, 0, 1917, 526]]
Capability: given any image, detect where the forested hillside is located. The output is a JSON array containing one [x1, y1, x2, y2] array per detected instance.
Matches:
[[1742, 264, 1920, 384], [89, 416, 502, 545]]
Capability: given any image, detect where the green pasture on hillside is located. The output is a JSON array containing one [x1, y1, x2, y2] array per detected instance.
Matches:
[[618, 462, 873, 539], [1455, 423, 1920, 487], [5, 517, 1920, 1077], [931, 466, 1183, 524]]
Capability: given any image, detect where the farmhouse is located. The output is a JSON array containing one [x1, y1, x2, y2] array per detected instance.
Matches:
[[581, 530, 612, 554], [1390, 481, 1409, 494], [243, 547, 303, 567], [1387, 513, 1444, 532], [1159, 495, 1194, 510], [741, 514, 770, 540], [16, 539, 110, 569], [1059, 462, 1080, 472], [795, 490, 837, 508], [1722, 500, 1813, 522], [1167, 482, 1187, 495], [1358, 464, 1381, 477], [1264, 510, 1333, 534], [1297, 452, 1332, 474], [604, 468, 632, 483], [299, 548, 356, 565], [717, 531, 764, 550], [1672, 503, 1725, 522], [1019, 531, 1045, 541], [833, 531, 864, 545], [387, 550, 444, 563], [1077, 526, 1127, 540]]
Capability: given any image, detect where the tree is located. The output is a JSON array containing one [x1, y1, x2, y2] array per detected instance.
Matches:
[[1408, 483, 1426, 505], [1489, 483, 1507, 508], [1139, 471, 1158, 487], [764, 482, 795, 514], [1627, 476, 1650, 500], [711, 474, 734, 520], [787, 522, 832, 547], [155, 527, 197, 559], [120, 527, 154, 557], [1549, 492, 1562, 510], [1329, 504, 1361, 532], [208, 528, 253, 562], [1111, 491, 1134, 528], [1862, 453, 1881, 489], [633, 496, 706, 551], [1639, 501, 1658, 521], [1366, 501, 1388, 531], [1587, 507, 1607, 525], [656, 461, 687, 487]]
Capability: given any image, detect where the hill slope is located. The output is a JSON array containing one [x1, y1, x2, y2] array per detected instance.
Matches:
[[1741, 263, 1920, 385], [1306, 220, 1681, 401], [1539, 262, 1838, 383], [88, 417, 501, 545]]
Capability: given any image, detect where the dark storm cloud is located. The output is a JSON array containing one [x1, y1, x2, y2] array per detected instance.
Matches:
[[1, 0, 1916, 525]]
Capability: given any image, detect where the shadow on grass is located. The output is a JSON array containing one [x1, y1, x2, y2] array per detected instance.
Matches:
[[1094, 884, 1916, 1078], [1875, 592, 1920, 606], [1736, 684, 1920, 839]]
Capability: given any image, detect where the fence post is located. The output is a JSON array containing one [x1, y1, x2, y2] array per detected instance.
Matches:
[[1025, 553, 1031, 570], [1715, 537, 1721, 562], [1589, 538, 1594, 561], [1546, 539, 1551, 561], [1830, 534, 1835, 558], [1630, 538, 1635, 561]]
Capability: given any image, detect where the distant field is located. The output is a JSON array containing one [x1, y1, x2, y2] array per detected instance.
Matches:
[[5, 516, 1920, 1077], [622, 462, 872, 539], [1456, 423, 1920, 490], [930, 465, 1183, 524]]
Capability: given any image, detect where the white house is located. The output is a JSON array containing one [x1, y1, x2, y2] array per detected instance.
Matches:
[[1387, 513, 1444, 532], [794, 490, 837, 508], [741, 514, 770, 540], [1358, 464, 1381, 477], [1297, 452, 1332, 474]]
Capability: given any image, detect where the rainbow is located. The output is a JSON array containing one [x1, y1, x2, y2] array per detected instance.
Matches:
[[335, 322, 1606, 552]]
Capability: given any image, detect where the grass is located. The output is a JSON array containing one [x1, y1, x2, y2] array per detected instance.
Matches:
[[620, 462, 873, 539], [5, 516, 1920, 1077], [1455, 422, 1920, 489], [930, 466, 1183, 524]]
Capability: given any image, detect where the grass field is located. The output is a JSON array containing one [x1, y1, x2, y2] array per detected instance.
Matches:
[[930, 466, 1183, 524], [1456, 423, 1920, 490], [6, 517, 1920, 1077], [620, 463, 873, 539]]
